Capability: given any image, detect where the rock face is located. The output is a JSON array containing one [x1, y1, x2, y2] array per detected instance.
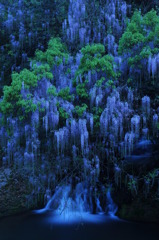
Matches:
[[0, 168, 44, 218], [0, 168, 11, 189], [0, 168, 26, 218], [117, 200, 159, 223]]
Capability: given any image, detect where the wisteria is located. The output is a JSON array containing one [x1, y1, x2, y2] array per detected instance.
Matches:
[[0, 0, 159, 222]]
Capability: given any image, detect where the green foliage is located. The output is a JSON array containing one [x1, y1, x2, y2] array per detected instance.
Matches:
[[96, 78, 115, 89], [13, 69, 38, 89], [0, 69, 37, 117], [58, 87, 74, 101], [74, 104, 88, 117], [35, 38, 68, 67], [59, 107, 69, 120], [0, 37, 68, 119], [66, 68, 71, 75], [154, 23, 159, 44], [95, 77, 105, 87], [143, 9, 159, 27], [106, 80, 116, 89], [47, 86, 57, 97], [118, 9, 159, 96], [77, 44, 116, 79], [92, 107, 103, 128], [32, 63, 53, 80], [148, 169, 159, 179], [81, 44, 105, 56], [0, 0, 69, 95], [74, 44, 117, 99], [76, 82, 89, 99], [144, 168, 159, 189], [128, 178, 137, 194], [17, 97, 37, 118], [76, 44, 116, 85], [118, 11, 145, 54], [118, 10, 159, 63], [127, 78, 133, 84]]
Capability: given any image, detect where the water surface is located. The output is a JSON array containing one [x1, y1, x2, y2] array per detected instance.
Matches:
[[0, 211, 158, 240]]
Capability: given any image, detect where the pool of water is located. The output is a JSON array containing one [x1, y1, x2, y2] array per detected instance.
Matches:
[[0, 211, 158, 240]]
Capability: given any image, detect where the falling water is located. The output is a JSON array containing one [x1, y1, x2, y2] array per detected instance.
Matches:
[[106, 188, 118, 218]]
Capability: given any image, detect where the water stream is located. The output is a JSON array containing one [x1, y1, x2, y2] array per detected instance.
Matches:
[[35, 184, 118, 223]]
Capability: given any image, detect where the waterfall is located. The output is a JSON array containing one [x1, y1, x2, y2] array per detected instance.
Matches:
[[106, 188, 118, 218], [35, 184, 89, 220], [35, 183, 118, 222]]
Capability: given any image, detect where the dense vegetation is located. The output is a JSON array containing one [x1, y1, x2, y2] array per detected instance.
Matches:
[[0, 0, 159, 222], [0, 0, 69, 94], [119, 9, 159, 98]]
